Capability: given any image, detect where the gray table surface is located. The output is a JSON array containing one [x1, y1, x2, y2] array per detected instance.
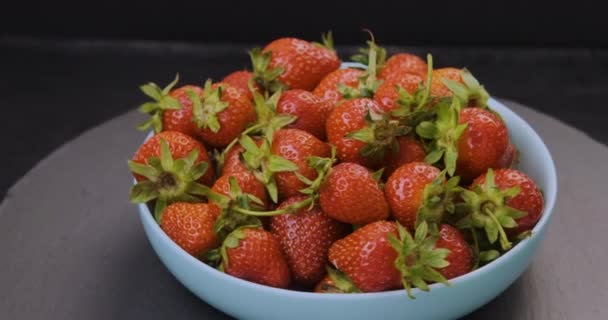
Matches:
[[1, 100, 606, 319]]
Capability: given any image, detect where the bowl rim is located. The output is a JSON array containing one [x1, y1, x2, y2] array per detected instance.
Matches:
[[137, 97, 558, 300]]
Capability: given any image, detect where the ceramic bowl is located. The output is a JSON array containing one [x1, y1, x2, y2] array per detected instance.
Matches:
[[137, 98, 557, 320]]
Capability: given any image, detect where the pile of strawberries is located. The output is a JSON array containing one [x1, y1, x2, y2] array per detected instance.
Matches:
[[128, 33, 544, 297]]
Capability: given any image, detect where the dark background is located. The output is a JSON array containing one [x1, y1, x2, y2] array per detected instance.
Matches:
[[1, 0, 607, 197]]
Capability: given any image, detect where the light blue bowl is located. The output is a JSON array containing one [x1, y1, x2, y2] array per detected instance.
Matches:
[[137, 98, 557, 320]]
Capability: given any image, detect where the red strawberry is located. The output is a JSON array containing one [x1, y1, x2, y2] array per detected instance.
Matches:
[[326, 98, 406, 168], [328, 221, 401, 292], [430, 68, 489, 108], [319, 163, 389, 225], [136, 75, 197, 135], [378, 53, 428, 81], [312, 68, 365, 106], [374, 73, 425, 112], [252, 34, 341, 92], [221, 70, 258, 100], [129, 131, 214, 221], [430, 68, 463, 99], [314, 267, 361, 293], [270, 196, 350, 285], [271, 129, 331, 200], [192, 81, 255, 147], [161, 85, 202, 136], [276, 89, 333, 140], [470, 168, 544, 237], [385, 162, 441, 230], [456, 108, 509, 182], [211, 171, 270, 209], [160, 202, 220, 257], [384, 137, 426, 177], [435, 224, 473, 280], [222, 227, 291, 288]]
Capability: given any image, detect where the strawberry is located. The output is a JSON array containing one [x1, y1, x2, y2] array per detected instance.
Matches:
[[326, 98, 409, 168], [312, 68, 365, 106], [458, 168, 543, 254], [276, 89, 333, 140], [435, 224, 473, 280], [221, 70, 258, 100], [384, 137, 426, 177], [388, 221, 454, 298], [498, 142, 519, 168], [221, 227, 291, 288], [319, 162, 389, 225], [211, 171, 270, 209], [430, 68, 489, 108], [314, 267, 361, 293], [456, 108, 509, 182], [270, 196, 350, 285], [191, 80, 255, 147], [373, 73, 425, 112], [128, 131, 214, 220], [160, 202, 220, 257], [469, 168, 544, 238], [136, 75, 187, 134], [271, 129, 331, 200], [385, 162, 442, 230], [328, 221, 401, 292], [378, 53, 428, 81], [251, 34, 341, 92], [430, 68, 461, 98]]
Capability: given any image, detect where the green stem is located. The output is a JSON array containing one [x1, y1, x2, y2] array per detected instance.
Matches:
[[233, 197, 313, 217], [485, 207, 512, 251], [417, 54, 433, 110], [470, 226, 480, 269]]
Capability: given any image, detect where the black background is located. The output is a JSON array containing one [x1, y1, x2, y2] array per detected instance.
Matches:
[[1, 0, 608, 197], [1, 0, 607, 47]]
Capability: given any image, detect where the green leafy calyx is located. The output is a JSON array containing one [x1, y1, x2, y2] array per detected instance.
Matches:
[[250, 48, 287, 94], [456, 168, 527, 251], [128, 139, 210, 223], [347, 107, 410, 161], [441, 69, 490, 108], [416, 98, 467, 176], [192, 80, 229, 133], [389, 221, 451, 299], [136, 74, 182, 133]]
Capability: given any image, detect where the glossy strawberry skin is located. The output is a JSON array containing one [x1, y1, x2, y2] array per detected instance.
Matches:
[[211, 171, 270, 209], [271, 129, 331, 200], [312, 68, 365, 106], [435, 224, 473, 280], [270, 196, 350, 286], [374, 73, 425, 112], [162, 85, 202, 136], [385, 162, 441, 230], [276, 89, 333, 140], [384, 137, 427, 177], [326, 98, 385, 168], [160, 202, 220, 257], [430, 67, 463, 99], [195, 83, 256, 147], [264, 38, 341, 91], [328, 221, 401, 292], [319, 163, 390, 225], [456, 108, 509, 182], [223, 227, 291, 288], [471, 169, 544, 236], [132, 131, 214, 186], [378, 53, 428, 81], [222, 70, 259, 101]]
